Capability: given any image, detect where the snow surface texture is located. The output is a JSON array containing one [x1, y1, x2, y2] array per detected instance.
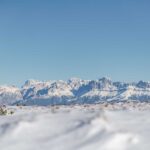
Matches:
[[0, 103, 150, 150], [1, 77, 150, 105]]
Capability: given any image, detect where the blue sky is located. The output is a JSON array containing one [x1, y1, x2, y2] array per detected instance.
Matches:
[[0, 0, 150, 86]]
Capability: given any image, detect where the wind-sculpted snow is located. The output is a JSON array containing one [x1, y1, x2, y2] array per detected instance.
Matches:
[[1, 104, 150, 150], [1, 77, 150, 105]]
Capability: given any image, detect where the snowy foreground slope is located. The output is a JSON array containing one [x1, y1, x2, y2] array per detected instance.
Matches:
[[0, 103, 150, 150], [1, 77, 150, 105]]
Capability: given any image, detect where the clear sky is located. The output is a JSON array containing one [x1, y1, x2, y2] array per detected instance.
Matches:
[[0, 0, 150, 86]]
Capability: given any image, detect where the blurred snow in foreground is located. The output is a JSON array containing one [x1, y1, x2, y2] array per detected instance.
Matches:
[[0, 103, 150, 150]]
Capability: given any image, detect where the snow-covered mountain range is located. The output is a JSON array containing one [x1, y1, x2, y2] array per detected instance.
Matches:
[[1, 77, 150, 105]]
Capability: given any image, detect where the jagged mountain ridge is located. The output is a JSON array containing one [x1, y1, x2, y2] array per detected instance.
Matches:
[[1, 77, 150, 105]]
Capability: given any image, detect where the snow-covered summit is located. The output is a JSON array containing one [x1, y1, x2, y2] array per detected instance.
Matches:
[[68, 77, 89, 90], [1, 77, 150, 105], [0, 85, 22, 105], [136, 80, 150, 89]]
